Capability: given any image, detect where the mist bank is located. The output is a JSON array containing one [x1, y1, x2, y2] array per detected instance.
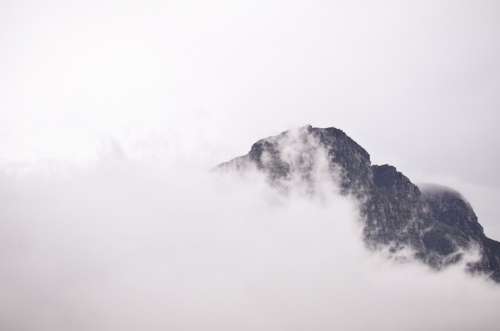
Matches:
[[1, 156, 499, 331]]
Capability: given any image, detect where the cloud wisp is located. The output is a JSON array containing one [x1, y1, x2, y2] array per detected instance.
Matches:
[[1, 148, 499, 331]]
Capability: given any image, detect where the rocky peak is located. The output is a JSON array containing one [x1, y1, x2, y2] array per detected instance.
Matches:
[[218, 126, 500, 282], [421, 185, 484, 238]]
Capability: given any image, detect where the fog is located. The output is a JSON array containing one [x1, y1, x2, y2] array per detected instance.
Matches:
[[0, 149, 499, 330], [2, 0, 500, 237], [2, 1, 500, 329]]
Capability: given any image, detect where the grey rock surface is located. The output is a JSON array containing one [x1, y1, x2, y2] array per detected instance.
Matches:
[[218, 125, 500, 282]]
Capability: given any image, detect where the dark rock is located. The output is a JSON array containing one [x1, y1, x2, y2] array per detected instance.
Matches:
[[217, 125, 500, 282]]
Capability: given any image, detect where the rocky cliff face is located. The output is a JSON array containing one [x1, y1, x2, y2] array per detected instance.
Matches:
[[218, 125, 500, 282]]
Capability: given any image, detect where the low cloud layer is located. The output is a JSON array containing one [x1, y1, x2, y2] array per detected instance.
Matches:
[[2, 1, 499, 329], [1, 154, 499, 331]]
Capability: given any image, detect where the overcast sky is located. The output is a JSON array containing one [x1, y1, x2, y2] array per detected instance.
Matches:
[[2, 2, 500, 329], [2, 0, 499, 236]]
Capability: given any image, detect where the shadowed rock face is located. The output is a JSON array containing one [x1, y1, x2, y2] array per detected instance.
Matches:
[[217, 125, 500, 282]]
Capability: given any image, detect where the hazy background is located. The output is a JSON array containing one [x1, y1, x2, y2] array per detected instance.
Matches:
[[2, 1, 500, 329], [2, 0, 499, 238], [1, 155, 500, 331]]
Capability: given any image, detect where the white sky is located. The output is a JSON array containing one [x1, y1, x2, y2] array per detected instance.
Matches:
[[1, 0, 499, 235]]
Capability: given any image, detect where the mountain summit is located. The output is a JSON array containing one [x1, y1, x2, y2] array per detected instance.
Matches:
[[218, 125, 500, 282]]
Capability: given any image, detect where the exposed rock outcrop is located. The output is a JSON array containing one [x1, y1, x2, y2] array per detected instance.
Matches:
[[218, 125, 500, 282]]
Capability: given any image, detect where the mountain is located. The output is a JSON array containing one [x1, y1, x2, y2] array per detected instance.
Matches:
[[217, 125, 500, 282]]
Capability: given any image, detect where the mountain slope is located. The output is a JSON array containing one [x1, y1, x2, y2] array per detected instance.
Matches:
[[218, 125, 500, 282]]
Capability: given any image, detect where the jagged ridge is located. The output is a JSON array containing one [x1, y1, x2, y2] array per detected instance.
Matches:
[[218, 125, 500, 282]]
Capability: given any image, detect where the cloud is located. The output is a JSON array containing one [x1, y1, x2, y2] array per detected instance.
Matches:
[[1, 1, 499, 329], [1, 0, 499, 236], [1, 151, 499, 331]]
